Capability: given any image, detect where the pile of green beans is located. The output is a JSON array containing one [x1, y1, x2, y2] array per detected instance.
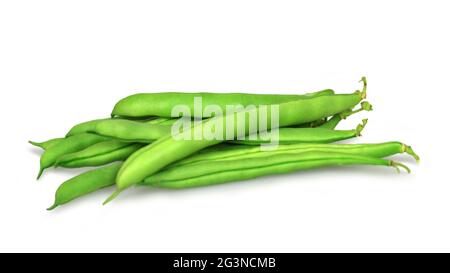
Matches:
[[29, 77, 419, 210]]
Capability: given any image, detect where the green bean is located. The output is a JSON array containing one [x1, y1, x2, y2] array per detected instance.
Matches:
[[170, 141, 420, 168], [84, 117, 365, 145], [233, 119, 367, 145], [55, 140, 144, 168], [37, 133, 109, 179], [142, 151, 409, 189], [49, 141, 415, 209], [47, 162, 122, 210], [111, 89, 335, 118], [107, 85, 366, 202], [29, 138, 64, 150], [66, 118, 111, 137], [90, 119, 172, 143]]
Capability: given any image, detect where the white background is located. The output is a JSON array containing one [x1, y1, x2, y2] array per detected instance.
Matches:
[[1, 0, 449, 252]]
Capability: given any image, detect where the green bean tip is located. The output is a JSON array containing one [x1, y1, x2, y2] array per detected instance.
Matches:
[[36, 168, 44, 180], [47, 203, 58, 211], [103, 189, 122, 205]]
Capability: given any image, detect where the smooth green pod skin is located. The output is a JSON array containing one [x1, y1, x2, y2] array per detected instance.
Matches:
[[55, 140, 144, 168], [48, 162, 122, 210], [170, 142, 420, 168], [29, 138, 64, 150], [66, 118, 111, 137], [108, 89, 365, 201], [142, 151, 408, 189], [84, 118, 362, 145], [111, 89, 335, 118], [50, 142, 416, 209], [91, 119, 172, 143], [232, 126, 362, 145], [37, 133, 109, 179]]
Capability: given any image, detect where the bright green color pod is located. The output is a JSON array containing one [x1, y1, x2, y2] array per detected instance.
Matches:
[[55, 140, 144, 168], [48, 162, 122, 210], [108, 86, 366, 202], [37, 133, 109, 179], [66, 118, 111, 137], [29, 138, 64, 150], [142, 151, 409, 189], [91, 119, 171, 143], [170, 141, 419, 168], [112, 89, 335, 118]]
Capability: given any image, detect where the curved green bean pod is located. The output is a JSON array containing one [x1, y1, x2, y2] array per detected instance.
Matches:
[[142, 151, 409, 189], [111, 89, 335, 118], [47, 162, 122, 210], [29, 138, 64, 150], [37, 133, 109, 179], [107, 85, 366, 202], [55, 140, 144, 168]]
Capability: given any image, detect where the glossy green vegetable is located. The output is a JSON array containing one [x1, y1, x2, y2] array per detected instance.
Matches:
[[37, 133, 109, 178], [29, 138, 64, 150], [143, 151, 410, 189], [170, 141, 419, 168], [48, 162, 122, 210], [233, 119, 367, 145], [108, 86, 366, 202], [55, 140, 144, 168], [66, 118, 112, 137], [50, 141, 416, 209], [90, 119, 172, 142], [112, 89, 335, 118]]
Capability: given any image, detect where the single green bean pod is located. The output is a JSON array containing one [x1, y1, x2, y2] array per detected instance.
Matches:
[[111, 89, 335, 118], [37, 133, 109, 179], [55, 140, 144, 168], [48, 162, 122, 210], [29, 138, 64, 150]]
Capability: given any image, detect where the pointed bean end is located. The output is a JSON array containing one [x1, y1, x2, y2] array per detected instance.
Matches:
[[103, 189, 122, 205], [47, 203, 58, 211]]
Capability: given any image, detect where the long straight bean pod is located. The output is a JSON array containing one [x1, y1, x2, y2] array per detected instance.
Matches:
[[112, 89, 335, 118]]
